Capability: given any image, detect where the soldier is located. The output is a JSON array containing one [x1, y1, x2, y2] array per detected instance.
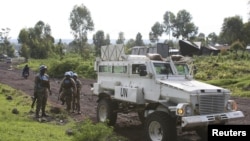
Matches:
[[34, 65, 52, 118], [59, 71, 76, 112], [72, 73, 82, 114], [22, 64, 29, 79]]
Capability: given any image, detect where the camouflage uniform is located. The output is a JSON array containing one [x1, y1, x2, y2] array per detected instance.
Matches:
[[34, 65, 51, 118], [59, 72, 76, 112], [72, 73, 82, 114]]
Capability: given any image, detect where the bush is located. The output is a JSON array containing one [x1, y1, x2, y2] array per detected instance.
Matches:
[[72, 119, 127, 141]]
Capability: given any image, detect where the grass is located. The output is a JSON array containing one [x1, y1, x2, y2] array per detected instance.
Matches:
[[0, 84, 73, 141], [193, 54, 250, 97], [0, 83, 128, 141]]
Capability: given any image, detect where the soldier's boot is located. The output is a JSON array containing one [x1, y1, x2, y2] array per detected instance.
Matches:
[[41, 108, 48, 117], [72, 103, 75, 113], [35, 111, 39, 118], [76, 104, 81, 114], [42, 113, 48, 117]]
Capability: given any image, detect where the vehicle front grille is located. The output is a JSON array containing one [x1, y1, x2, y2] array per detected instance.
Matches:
[[199, 94, 225, 115]]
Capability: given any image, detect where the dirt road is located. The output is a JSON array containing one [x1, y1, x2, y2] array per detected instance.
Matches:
[[0, 62, 249, 141]]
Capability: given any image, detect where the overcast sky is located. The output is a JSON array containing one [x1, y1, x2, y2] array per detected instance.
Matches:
[[0, 0, 249, 40]]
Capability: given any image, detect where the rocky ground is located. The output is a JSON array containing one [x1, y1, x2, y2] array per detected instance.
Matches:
[[0, 62, 249, 141]]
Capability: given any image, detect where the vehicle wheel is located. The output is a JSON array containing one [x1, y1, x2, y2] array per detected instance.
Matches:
[[138, 110, 145, 124], [97, 98, 117, 126], [196, 127, 207, 141], [145, 111, 177, 141]]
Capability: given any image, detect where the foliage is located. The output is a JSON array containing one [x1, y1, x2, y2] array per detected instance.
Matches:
[[69, 3, 94, 57], [18, 21, 55, 59], [20, 53, 96, 79], [124, 39, 135, 54], [105, 34, 111, 45], [72, 119, 128, 141], [163, 11, 175, 40], [0, 83, 127, 141], [207, 32, 218, 46], [135, 32, 144, 46], [0, 28, 15, 57], [242, 21, 250, 45], [230, 40, 245, 57], [116, 32, 126, 44], [69, 3, 94, 40], [193, 53, 250, 97], [0, 84, 73, 141], [149, 22, 164, 43], [220, 16, 244, 45], [93, 30, 107, 57], [163, 9, 198, 40]]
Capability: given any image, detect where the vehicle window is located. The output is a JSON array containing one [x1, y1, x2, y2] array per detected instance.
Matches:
[[153, 63, 173, 75], [99, 65, 111, 73], [112, 66, 127, 73], [132, 64, 142, 74], [175, 64, 189, 75]]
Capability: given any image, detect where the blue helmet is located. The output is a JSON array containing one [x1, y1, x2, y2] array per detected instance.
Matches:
[[39, 65, 47, 71], [73, 73, 78, 77], [68, 71, 74, 77], [64, 71, 71, 77]]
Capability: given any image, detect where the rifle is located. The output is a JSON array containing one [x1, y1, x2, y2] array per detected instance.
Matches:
[[31, 92, 37, 108]]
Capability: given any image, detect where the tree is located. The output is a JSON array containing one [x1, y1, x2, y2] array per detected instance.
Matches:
[[116, 32, 125, 44], [135, 32, 144, 46], [18, 29, 30, 44], [207, 32, 218, 46], [69, 3, 94, 56], [163, 11, 175, 40], [105, 34, 111, 45], [54, 39, 65, 60], [220, 16, 244, 45], [125, 39, 135, 54], [18, 21, 55, 59], [195, 33, 206, 46], [172, 10, 198, 40], [0, 28, 15, 57], [19, 44, 29, 61], [242, 21, 250, 45], [93, 30, 106, 56], [230, 40, 245, 57], [149, 22, 164, 43]]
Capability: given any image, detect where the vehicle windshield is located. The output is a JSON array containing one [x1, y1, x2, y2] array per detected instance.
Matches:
[[153, 62, 173, 75], [174, 63, 190, 75]]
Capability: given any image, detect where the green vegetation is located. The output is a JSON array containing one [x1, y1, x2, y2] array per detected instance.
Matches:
[[0, 84, 73, 141], [17, 51, 250, 98], [0, 84, 127, 141], [193, 53, 250, 97], [72, 119, 128, 141], [18, 53, 96, 79]]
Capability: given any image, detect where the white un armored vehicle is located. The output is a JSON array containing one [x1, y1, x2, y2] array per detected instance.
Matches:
[[92, 44, 244, 141]]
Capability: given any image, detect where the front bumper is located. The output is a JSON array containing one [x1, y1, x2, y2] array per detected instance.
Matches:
[[181, 111, 244, 129]]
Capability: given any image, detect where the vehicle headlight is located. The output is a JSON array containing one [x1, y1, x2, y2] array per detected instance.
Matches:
[[227, 100, 237, 111], [176, 103, 193, 116]]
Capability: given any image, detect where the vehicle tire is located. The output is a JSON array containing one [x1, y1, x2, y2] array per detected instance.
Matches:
[[97, 98, 117, 126], [138, 110, 145, 124], [145, 111, 177, 141]]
